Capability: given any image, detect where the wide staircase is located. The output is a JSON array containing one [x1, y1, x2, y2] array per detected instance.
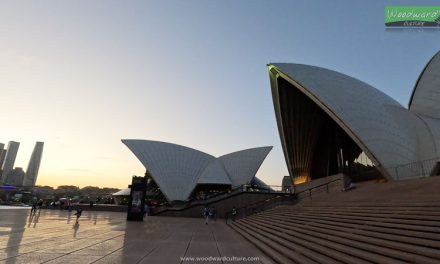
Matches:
[[229, 177, 440, 263]]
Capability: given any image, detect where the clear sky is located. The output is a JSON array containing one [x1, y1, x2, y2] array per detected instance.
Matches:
[[1, 0, 439, 189]]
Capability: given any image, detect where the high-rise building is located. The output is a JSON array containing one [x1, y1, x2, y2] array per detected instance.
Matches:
[[1, 141, 20, 185], [0, 143, 6, 170], [23, 142, 44, 187], [4, 167, 25, 186]]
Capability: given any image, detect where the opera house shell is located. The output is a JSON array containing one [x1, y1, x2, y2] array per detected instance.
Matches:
[[269, 51, 440, 183], [122, 139, 272, 202]]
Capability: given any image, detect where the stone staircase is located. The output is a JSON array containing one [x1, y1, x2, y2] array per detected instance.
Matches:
[[229, 177, 440, 263]]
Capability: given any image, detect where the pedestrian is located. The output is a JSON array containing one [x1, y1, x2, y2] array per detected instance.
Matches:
[[30, 201, 37, 215], [144, 204, 149, 218], [37, 199, 43, 212], [74, 208, 82, 223], [203, 206, 210, 225], [67, 199, 72, 212], [231, 206, 237, 222]]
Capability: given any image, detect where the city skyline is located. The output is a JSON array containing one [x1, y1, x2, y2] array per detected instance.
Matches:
[[0, 141, 20, 185], [0, 141, 44, 187], [1, 1, 440, 189]]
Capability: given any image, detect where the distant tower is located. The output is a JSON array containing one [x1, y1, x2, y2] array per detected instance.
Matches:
[[0, 143, 6, 170], [23, 142, 44, 187], [1, 141, 20, 185], [4, 167, 25, 186]]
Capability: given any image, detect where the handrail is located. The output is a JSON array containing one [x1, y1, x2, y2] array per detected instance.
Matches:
[[295, 177, 343, 196], [385, 157, 440, 180], [189, 184, 284, 203]]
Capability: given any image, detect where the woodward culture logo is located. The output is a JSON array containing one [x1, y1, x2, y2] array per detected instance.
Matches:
[[385, 6, 440, 27]]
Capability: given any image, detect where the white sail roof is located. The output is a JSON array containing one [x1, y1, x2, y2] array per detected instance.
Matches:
[[122, 140, 214, 201], [409, 51, 440, 119], [269, 63, 439, 180], [198, 159, 231, 185], [122, 139, 272, 201], [218, 147, 273, 187]]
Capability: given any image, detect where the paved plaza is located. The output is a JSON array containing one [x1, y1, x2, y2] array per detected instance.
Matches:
[[0, 209, 271, 264]]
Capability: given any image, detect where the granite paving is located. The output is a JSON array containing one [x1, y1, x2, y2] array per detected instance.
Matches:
[[0, 209, 272, 264]]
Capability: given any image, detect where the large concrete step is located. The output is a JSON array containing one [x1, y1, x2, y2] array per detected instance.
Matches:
[[297, 201, 440, 207], [277, 208, 440, 221], [235, 220, 373, 264], [232, 222, 341, 264], [251, 215, 440, 259], [282, 206, 440, 216], [265, 205, 440, 217], [267, 211, 440, 237], [243, 217, 440, 264], [253, 213, 440, 246], [266, 211, 440, 232], [230, 178, 440, 263], [239, 218, 405, 264], [229, 221, 313, 264]]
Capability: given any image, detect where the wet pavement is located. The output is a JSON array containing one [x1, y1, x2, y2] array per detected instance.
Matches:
[[0, 209, 271, 264]]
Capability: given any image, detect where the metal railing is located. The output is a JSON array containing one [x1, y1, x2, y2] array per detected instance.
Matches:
[[386, 157, 440, 180], [294, 177, 344, 201], [238, 184, 285, 193], [190, 184, 286, 203], [296, 178, 342, 194]]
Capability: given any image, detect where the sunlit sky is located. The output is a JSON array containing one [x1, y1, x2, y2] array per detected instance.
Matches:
[[1, 1, 439, 189]]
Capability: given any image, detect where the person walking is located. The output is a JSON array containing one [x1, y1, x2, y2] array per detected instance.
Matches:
[[231, 207, 237, 222], [203, 206, 210, 225], [74, 208, 82, 223], [67, 199, 72, 212], [37, 199, 43, 212], [144, 204, 149, 218], [30, 201, 37, 215]]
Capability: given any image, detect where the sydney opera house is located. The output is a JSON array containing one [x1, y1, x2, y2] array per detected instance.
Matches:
[[268, 51, 440, 184], [122, 139, 272, 202]]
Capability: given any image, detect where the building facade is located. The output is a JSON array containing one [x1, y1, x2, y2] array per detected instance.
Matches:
[[4, 167, 25, 186], [0, 143, 6, 171]]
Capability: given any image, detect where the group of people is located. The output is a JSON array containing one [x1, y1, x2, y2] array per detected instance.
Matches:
[[31, 199, 83, 223], [202, 206, 217, 224], [30, 199, 44, 215], [202, 206, 238, 224]]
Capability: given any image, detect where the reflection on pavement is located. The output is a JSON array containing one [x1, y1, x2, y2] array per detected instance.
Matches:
[[72, 222, 79, 238], [0, 209, 267, 264]]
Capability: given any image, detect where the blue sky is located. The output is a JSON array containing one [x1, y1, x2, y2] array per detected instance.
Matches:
[[0, 0, 439, 188]]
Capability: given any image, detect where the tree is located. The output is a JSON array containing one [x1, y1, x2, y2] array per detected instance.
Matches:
[[57, 185, 80, 191]]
